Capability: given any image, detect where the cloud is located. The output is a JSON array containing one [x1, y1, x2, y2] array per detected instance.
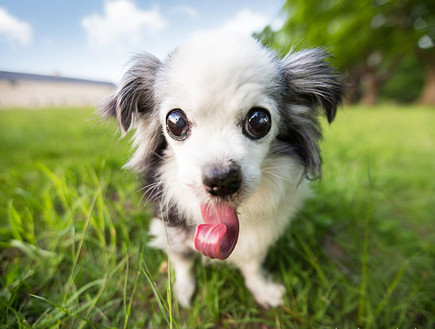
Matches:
[[216, 9, 270, 36], [0, 7, 32, 46], [81, 0, 167, 48], [191, 9, 270, 40], [219, 9, 270, 35], [270, 16, 285, 31], [170, 5, 197, 18]]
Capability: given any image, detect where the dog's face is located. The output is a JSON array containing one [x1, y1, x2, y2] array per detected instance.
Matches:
[[101, 33, 342, 259], [155, 36, 282, 207]]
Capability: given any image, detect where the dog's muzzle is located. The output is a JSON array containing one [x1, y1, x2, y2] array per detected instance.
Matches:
[[202, 161, 242, 198], [194, 161, 242, 260]]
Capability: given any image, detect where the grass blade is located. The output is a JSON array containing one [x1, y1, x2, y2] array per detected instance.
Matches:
[[8, 201, 23, 241], [140, 258, 174, 328], [358, 156, 372, 325], [29, 294, 115, 329], [61, 194, 97, 306], [295, 236, 327, 285], [123, 249, 142, 329], [374, 260, 410, 317]]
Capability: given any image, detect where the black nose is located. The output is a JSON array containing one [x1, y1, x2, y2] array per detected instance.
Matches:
[[202, 162, 242, 197]]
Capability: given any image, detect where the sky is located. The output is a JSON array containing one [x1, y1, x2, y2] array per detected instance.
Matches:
[[0, 0, 285, 82]]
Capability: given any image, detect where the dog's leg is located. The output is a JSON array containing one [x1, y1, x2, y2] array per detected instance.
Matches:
[[148, 218, 196, 308], [239, 261, 285, 308], [169, 251, 196, 308]]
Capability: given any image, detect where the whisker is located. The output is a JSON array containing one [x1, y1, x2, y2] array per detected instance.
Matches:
[[137, 181, 164, 203], [261, 166, 289, 182]]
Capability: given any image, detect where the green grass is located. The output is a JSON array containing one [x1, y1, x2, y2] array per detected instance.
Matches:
[[0, 105, 434, 328]]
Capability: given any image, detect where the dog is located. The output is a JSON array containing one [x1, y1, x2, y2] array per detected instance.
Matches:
[[100, 32, 342, 308]]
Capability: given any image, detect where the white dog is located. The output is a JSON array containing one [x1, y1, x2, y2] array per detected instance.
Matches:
[[100, 33, 342, 308]]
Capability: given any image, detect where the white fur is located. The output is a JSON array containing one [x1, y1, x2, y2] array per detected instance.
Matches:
[[148, 218, 196, 307], [104, 33, 341, 308], [144, 34, 310, 308], [151, 148, 309, 307]]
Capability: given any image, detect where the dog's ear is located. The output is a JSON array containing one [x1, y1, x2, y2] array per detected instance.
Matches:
[[100, 53, 167, 173], [277, 48, 343, 180], [100, 53, 161, 134], [282, 48, 342, 123]]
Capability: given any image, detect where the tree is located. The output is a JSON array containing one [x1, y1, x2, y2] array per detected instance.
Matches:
[[257, 0, 435, 105]]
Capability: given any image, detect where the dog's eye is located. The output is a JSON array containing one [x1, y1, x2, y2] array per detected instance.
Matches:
[[243, 107, 271, 140], [166, 109, 190, 141]]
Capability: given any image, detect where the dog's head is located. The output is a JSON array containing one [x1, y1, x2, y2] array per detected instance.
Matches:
[[101, 33, 342, 259]]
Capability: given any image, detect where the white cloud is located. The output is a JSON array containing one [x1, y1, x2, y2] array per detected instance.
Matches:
[[0, 7, 32, 46], [170, 4, 197, 18], [81, 0, 167, 48], [191, 9, 270, 40], [270, 15, 285, 31], [216, 9, 270, 36]]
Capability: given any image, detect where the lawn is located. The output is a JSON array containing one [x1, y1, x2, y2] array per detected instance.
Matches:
[[0, 105, 434, 328]]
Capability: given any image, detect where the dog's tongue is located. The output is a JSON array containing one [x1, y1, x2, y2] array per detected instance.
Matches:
[[194, 203, 239, 260]]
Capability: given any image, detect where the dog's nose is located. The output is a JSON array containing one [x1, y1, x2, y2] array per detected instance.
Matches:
[[202, 161, 242, 197]]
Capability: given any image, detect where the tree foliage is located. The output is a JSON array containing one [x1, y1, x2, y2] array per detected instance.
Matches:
[[257, 0, 435, 104]]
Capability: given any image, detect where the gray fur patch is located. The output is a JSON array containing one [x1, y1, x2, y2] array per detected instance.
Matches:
[[275, 48, 343, 179], [99, 52, 162, 134]]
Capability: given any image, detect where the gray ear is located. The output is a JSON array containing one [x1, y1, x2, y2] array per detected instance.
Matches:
[[277, 48, 343, 180], [100, 53, 161, 134], [282, 48, 343, 123]]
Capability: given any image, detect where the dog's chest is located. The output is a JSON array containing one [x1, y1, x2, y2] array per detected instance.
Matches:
[[226, 188, 307, 265]]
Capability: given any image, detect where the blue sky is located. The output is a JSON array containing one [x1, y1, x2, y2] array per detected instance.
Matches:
[[0, 0, 285, 82]]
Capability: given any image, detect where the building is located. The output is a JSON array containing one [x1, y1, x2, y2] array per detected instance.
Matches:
[[0, 71, 115, 109]]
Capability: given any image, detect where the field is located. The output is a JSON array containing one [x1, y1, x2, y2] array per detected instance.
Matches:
[[0, 105, 434, 328]]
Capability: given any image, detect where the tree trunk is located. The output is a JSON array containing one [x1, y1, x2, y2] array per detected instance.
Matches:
[[360, 68, 381, 105], [418, 58, 435, 105], [343, 67, 363, 105]]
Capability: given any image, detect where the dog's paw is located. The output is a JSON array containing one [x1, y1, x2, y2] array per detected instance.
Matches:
[[251, 281, 285, 308], [175, 273, 196, 308], [148, 218, 167, 250], [241, 263, 286, 308]]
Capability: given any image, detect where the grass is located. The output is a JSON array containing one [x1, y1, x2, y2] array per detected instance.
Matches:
[[0, 105, 434, 328]]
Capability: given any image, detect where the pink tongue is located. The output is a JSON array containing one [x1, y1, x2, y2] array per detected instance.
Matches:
[[194, 203, 239, 260]]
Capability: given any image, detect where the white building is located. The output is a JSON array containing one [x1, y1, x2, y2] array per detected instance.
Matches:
[[0, 71, 114, 109]]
